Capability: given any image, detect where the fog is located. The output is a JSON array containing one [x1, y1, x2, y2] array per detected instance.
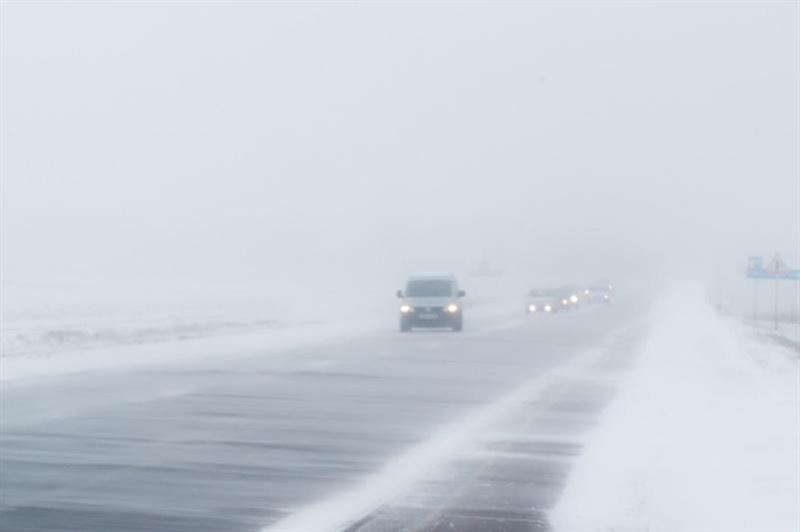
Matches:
[[2, 5, 800, 531], [2, 1, 798, 293]]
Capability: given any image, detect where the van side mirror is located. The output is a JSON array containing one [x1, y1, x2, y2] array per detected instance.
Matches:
[[457, 290, 466, 297], [396, 289, 403, 298]]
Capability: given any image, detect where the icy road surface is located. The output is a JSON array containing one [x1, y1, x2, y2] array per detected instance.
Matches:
[[0, 299, 644, 532]]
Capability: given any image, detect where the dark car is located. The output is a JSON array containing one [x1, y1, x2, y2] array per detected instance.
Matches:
[[397, 274, 466, 332]]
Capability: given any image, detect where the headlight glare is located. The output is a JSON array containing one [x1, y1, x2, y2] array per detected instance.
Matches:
[[446, 303, 459, 313], [400, 304, 412, 313]]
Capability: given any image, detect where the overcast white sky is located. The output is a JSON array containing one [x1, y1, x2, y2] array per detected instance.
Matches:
[[2, 1, 798, 288]]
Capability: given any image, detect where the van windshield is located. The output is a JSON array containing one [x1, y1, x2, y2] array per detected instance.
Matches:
[[405, 279, 454, 297]]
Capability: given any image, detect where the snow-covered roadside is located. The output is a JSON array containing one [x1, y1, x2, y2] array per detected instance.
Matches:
[[0, 279, 389, 358], [0, 319, 385, 384], [1, 315, 289, 358], [0, 280, 387, 382], [0, 276, 528, 384], [0, 302, 525, 385], [551, 285, 800, 532], [745, 318, 800, 349]]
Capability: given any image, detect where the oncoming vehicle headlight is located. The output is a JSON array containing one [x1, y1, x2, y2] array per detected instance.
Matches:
[[528, 304, 537, 312], [584, 289, 590, 295], [562, 299, 568, 305], [570, 295, 579, 303], [400, 304, 412, 313], [446, 303, 459, 313], [544, 304, 552, 312]]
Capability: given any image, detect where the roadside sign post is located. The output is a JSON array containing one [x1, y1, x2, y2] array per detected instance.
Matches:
[[774, 274, 778, 330], [767, 254, 787, 330], [747, 256, 762, 323], [753, 279, 758, 323]]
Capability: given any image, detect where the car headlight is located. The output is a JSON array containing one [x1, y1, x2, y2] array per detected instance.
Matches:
[[545, 304, 552, 312], [570, 295, 578, 303], [584, 289, 590, 295], [562, 299, 568, 305], [528, 304, 537, 312], [446, 303, 459, 313], [400, 304, 412, 313]]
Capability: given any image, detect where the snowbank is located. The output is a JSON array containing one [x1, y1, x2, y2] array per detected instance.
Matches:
[[745, 318, 800, 349], [551, 285, 800, 531], [773, 320, 800, 345]]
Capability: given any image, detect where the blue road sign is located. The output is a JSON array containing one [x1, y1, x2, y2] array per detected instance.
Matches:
[[747, 254, 800, 280], [747, 268, 800, 280]]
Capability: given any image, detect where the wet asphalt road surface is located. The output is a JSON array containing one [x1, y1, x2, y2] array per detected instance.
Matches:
[[1, 300, 644, 532]]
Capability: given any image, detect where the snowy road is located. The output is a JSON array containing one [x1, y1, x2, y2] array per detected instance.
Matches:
[[0, 299, 645, 532]]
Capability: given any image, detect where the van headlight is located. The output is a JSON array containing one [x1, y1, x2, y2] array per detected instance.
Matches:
[[400, 304, 412, 313], [545, 304, 552, 312], [446, 304, 459, 313], [528, 304, 537, 312], [570, 295, 579, 303]]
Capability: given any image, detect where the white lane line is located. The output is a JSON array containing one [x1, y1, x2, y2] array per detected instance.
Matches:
[[261, 328, 628, 532]]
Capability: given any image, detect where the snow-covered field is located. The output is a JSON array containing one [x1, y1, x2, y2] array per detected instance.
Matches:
[[0, 277, 527, 383], [1, 279, 383, 355], [551, 285, 800, 531], [0, 279, 386, 382]]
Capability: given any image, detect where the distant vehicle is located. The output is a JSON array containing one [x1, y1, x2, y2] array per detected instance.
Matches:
[[556, 288, 578, 311], [583, 284, 613, 304], [397, 274, 466, 332], [526, 289, 568, 314], [597, 280, 614, 293], [563, 287, 582, 309]]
